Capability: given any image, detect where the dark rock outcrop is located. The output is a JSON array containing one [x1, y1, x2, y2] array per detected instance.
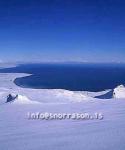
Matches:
[[6, 94, 18, 103]]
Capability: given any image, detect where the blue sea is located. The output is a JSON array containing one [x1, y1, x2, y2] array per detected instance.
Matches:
[[0, 63, 125, 91]]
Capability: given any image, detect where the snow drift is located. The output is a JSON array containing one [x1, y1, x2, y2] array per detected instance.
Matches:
[[1, 73, 125, 150], [113, 85, 125, 99], [12, 94, 40, 104], [54, 89, 94, 102], [0, 92, 40, 105]]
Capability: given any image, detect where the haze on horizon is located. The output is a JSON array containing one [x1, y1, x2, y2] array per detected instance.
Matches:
[[0, 0, 125, 63]]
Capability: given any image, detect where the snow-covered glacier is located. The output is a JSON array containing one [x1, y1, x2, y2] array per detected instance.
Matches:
[[0, 73, 125, 150]]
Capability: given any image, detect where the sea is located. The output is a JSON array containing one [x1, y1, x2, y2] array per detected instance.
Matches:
[[0, 63, 125, 92]]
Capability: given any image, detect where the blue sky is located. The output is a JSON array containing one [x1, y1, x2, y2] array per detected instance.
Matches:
[[0, 0, 125, 63]]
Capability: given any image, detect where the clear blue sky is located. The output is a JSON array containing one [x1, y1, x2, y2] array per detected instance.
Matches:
[[0, 0, 125, 63]]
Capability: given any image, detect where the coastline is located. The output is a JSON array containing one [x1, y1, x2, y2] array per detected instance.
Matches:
[[1, 63, 125, 92], [0, 73, 31, 89], [0, 73, 113, 104], [0, 74, 125, 150]]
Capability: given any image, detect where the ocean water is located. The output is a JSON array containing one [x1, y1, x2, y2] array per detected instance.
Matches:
[[0, 63, 125, 91]]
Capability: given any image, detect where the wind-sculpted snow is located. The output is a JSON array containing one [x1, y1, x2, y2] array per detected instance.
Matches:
[[0, 73, 125, 150], [0, 73, 125, 105], [0, 89, 94, 105], [13, 94, 40, 104], [0, 73, 96, 104], [113, 85, 125, 99]]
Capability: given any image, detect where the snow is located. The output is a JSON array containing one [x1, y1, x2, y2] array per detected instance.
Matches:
[[12, 94, 40, 104], [0, 73, 125, 150], [113, 85, 125, 99]]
